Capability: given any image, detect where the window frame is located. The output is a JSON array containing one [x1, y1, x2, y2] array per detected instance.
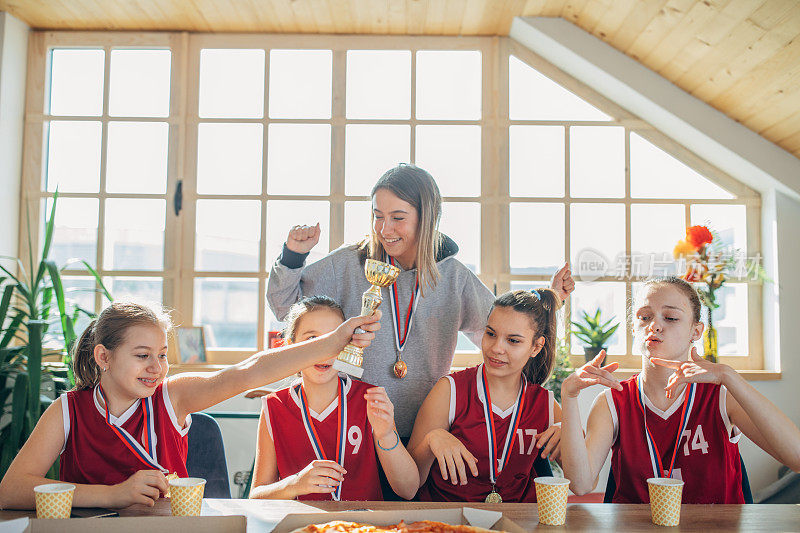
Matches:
[[19, 32, 763, 371]]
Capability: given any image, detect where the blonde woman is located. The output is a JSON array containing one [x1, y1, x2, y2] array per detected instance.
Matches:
[[268, 164, 574, 444]]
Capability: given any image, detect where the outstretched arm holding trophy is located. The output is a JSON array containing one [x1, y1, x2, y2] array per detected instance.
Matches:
[[334, 259, 400, 378], [266, 165, 574, 443]]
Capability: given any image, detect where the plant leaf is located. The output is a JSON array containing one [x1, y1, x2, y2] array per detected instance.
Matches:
[[35, 191, 58, 289], [26, 320, 44, 427], [45, 260, 77, 351], [8, 372, 29, 448], [77, 260, 113, 302], [0, 313, 24, 348], [0, 284, 14, 325]]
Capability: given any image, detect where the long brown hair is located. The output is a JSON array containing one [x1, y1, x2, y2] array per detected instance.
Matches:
[[489, 289, 561, 385], [359, 164, 443, 296], [72, 301, 172, 390]]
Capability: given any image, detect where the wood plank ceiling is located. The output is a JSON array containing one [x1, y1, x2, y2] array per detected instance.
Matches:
[[2, 0, 799, 159]]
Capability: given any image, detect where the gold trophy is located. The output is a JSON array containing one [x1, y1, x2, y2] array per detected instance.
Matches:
[[333, 259, 400, 378]]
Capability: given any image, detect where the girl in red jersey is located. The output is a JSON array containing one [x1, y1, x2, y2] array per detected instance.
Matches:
[[561, 276, 800, 503], [250, 296, 418, 501], [0, 300, 381, 510], [408, 289, 563, 503]]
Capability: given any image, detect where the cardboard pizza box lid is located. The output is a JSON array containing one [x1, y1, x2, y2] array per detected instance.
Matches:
[[271, 508, 526, 533], [17, 516, 246, 533]]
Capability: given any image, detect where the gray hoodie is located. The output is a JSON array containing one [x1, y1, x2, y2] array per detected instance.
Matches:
[[267, 237, 494, 436]]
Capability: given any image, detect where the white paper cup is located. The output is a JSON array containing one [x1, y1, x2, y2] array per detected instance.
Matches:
[[647, 477, 684, 526], [34, 483, 76, 519], [535, 476, 570, 526], [169, 477, 206, 516]]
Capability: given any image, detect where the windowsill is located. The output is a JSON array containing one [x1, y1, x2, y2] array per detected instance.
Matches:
[[164, 362, 781, 382], [612, 369, 781, 381]]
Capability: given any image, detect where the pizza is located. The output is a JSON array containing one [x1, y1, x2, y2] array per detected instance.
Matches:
[[290, 520, 503, 533], [163, 472, 180, 498]]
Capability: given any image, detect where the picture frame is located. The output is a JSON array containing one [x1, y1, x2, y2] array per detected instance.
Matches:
[[176, 326, 207, 364]]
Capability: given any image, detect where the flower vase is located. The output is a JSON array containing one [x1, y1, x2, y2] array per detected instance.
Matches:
[[703, 309, 718, 363]]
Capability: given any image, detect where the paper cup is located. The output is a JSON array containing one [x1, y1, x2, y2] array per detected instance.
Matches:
[[169, 477, 206, 516], [535, 476, 570, 526], [34, 483, 76, 519], [647, 477, 684, 526]]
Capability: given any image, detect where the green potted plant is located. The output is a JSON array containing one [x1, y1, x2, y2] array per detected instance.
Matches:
[[0, 193, 110, 479], [571, 308, 619, 363]]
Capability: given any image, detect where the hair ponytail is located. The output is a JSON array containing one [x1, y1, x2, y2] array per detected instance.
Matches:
[[72, 319, 99, 390], [490, 288, 561, 385]]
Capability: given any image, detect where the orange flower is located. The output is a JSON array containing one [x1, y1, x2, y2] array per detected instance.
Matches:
[[683, 262, 707, 282], [703, 271, 725, 289], [686, 225, 713, 249], [673, 239, 697, 259]]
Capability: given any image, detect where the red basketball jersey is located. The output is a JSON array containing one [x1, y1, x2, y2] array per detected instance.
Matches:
[[608, 375, 744, 504], [264, 375, 382, 501], [418, 365, 554, 503], [60, 383, 190, 485]]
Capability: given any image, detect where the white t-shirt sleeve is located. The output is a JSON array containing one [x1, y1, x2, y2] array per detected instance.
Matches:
[[162, 381, 192, 436], [719, 385, 742, 444]]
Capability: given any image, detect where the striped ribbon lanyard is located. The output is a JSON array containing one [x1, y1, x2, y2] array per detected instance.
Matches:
[[478, 365, 527, 486], [387, 256, 420, 353], [298, 377, 347, 501], [635, 375, 695, 479], [97, 384, 166, 472]]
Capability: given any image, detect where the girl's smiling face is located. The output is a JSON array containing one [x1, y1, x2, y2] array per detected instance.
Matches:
[[96, 324, 169, 400], [481, 306, 544, 380], [372, 188, 419, 268], [634, 284, 703, 361]]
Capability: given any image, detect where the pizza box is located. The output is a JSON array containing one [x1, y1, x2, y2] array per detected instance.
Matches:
[[6, 516, 246, 533], [271, 508, 527, 533]]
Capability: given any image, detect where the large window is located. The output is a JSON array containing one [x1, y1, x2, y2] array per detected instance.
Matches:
[[21, 33, 762, 370]]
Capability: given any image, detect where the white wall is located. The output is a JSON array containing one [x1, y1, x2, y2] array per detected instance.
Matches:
[[510, 17, 800, 494], [0, 11, 27, 262]]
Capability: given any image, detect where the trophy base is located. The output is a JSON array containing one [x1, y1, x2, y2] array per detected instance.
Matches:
[[332, 358, 364, 379]]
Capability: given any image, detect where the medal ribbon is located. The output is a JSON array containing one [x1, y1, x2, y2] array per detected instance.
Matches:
[[635, 375, 695, 479], [478, 365, 526, 485], [298, 377, 347, 501], [387, 256, 420, 353], [96, 384, 166, 472]]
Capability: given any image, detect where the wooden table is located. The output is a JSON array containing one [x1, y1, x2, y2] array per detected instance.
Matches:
[[2, 499, 799, 531]]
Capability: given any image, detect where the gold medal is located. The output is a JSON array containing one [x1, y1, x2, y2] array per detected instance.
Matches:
[[485, 489, 502, 503], [393, 360, 407, 379]]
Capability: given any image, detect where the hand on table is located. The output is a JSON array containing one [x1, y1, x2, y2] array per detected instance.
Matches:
[[426, 428, 478, 486]]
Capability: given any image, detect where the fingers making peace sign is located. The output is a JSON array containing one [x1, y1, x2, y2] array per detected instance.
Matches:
[[561, 350, 623, 400], [651, 347, 725, 399]]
